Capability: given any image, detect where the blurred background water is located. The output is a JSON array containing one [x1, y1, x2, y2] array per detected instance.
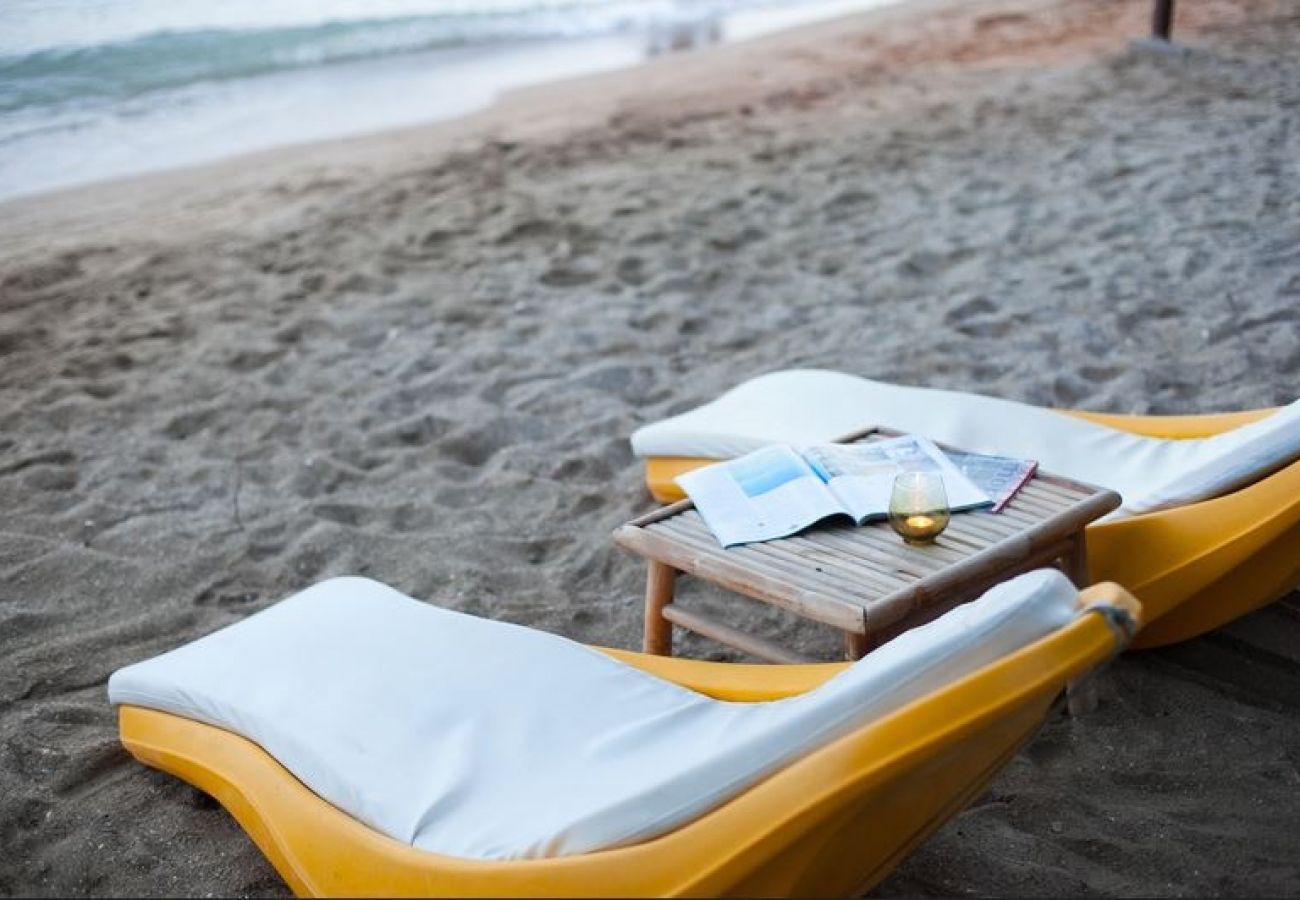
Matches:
[[0, 0, 901, 201]]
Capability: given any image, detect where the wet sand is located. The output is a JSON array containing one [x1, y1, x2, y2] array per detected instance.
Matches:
[[1, 0, 1298, 894]]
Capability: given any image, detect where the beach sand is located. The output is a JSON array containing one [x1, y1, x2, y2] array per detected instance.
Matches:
[[2, 0, 1299, 894]]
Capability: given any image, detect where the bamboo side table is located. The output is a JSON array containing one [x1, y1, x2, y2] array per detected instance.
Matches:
[[614, 427, 1121, 664]]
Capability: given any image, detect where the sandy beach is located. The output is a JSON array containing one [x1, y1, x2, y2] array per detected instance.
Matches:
[[2, 0, 1299, 894]]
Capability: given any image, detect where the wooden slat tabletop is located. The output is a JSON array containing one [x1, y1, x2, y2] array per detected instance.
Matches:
[[614, 426, 1121, 641]]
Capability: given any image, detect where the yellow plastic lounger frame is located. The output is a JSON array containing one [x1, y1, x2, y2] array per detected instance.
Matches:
[[118, 584, 1138, 898], [645, 408, 1300, 649]]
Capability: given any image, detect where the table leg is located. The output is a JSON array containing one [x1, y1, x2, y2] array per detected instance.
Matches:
[[1067, 676, 1099, 716], [1062, 530, 1099, 714], [1060, 531, 1090, 587], [643, 561, 678, 656], [843, 631, 871, 661], [1152, 0, 1175, 40]]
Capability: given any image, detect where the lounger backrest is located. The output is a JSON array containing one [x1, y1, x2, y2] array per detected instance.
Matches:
[[1124, 399, 1300, 513], [629, 369, 1300, 515], [108, 571, 1078, 860]]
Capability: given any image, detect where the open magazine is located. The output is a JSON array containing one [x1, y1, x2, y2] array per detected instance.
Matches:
[[944, 450, 1038, 513], [679, 435, 999, 548]]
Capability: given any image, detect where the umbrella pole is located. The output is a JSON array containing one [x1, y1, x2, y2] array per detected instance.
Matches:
[[1152, 0, 1175, 40]]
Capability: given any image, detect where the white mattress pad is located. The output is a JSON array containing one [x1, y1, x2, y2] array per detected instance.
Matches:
[[631, 370, 1300, 515], [109, 571, 1078, 860]]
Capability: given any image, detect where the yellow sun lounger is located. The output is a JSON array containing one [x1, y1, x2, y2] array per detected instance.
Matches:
[[632, 370, 1300, 649], [112, 573, 1139, 897]]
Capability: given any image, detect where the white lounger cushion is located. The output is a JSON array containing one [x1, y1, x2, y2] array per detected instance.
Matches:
[[630, 370, 1300, 516], [109, 572, 1076, 861]]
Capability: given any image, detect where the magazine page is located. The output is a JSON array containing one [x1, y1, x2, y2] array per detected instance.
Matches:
[[676, 445, 849, 547], [803, 436, 991, 523], [944, 450, 1038, 512]]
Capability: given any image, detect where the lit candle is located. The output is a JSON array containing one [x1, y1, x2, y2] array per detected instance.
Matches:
[[888, 471, 951, 544]]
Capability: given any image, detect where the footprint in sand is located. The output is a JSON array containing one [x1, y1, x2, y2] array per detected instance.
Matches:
[[1052, 373, 1095, 406], [494, 218, 556, 245], [1079, 364, 1125, 384], [311, 503, 368, 528], [944, 296, 1013, 337], [539, 261, 601, 288], [571, 363, 656, 402], [708, 226, 765, 253], [224, 346, 283, 374], [371, 413, 452, 449], [823, 189, 877, 222], [616, 256, 648, 285], [1, 251, 88, 295], [290, 457, 363, 499], [436, 422, 510, 468], [52, 739, 126, 803], [1, 449, 74, 475], [22, 467, 77, 492], [193, 581, 260, 608], [162, 408, 216, 440], [387, 504, 440, 533], [3, 450, 79, 492], [0, 328, 40, 357], [898, 247, 976, 279]]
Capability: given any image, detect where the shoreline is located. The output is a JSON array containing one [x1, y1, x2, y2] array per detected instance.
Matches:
[[0, 0, 907, 212], [0, 0, 1134, 256], [2, 0, 1298, 895]]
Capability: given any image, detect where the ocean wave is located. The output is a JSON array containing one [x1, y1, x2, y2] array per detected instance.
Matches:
[[0, 2, 710, 113]]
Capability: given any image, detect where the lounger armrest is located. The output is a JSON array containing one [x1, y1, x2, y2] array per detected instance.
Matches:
[[593, 647, 848, 700], [1076, 582, 1143, 643]]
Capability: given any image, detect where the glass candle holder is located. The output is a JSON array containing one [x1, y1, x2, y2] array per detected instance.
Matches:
[[888, 471, 951, 545]]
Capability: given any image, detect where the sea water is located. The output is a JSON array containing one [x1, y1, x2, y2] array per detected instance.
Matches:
[[0, 0, 902, 201]]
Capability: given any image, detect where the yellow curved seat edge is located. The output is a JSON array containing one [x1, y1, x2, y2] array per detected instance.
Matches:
[[116, 584, 1136, 899], [1063, 408, 1273, 438], [595, 648, 848, 700], [641, 407, 1298, 648]]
